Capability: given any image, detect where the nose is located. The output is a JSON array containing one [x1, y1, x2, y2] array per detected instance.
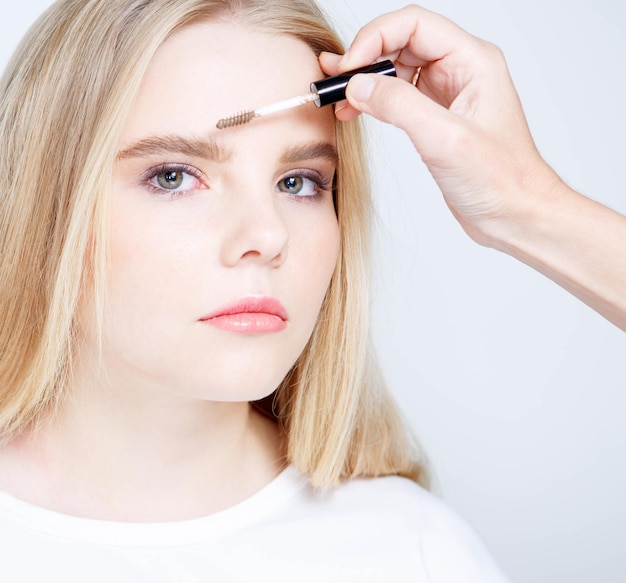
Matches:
[[219, 191, 289, 268]]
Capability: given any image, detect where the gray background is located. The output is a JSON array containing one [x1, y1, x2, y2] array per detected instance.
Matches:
[[3, 1, 625, 582]]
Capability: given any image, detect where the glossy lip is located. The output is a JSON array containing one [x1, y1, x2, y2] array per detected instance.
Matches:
[[199, 297, 288, 333]]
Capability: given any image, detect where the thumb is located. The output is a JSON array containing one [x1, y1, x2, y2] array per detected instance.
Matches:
[[345, 73, 455, 153]]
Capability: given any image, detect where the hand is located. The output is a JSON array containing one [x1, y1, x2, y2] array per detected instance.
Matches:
[[321, 5, 626, 330], [319, 5, 561, 248]]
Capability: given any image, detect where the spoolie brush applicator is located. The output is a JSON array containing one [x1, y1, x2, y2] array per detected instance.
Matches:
[[216, 60, 396, 130]]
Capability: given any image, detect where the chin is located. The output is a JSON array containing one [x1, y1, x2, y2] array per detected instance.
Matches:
[[178, 370, 289, 404]]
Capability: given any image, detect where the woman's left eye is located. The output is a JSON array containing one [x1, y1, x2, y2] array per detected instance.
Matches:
[[277, 174, 319, 197]]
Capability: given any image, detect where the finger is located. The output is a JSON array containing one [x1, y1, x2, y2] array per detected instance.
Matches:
[[344, 72, 457, 154], [339, 5, 475, 72], [334, 100, 361, 121], [318, 51, 342, 76]]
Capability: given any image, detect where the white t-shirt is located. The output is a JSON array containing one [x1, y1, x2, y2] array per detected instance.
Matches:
[[0, 466, 512, 582]]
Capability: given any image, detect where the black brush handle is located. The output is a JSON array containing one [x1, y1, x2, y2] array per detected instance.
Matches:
[[311, 60, 397, 107]]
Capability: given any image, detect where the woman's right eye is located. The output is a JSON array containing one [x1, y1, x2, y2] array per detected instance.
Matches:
[[144, 164, 207, 197]]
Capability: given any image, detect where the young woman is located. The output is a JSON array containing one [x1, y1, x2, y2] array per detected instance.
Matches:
[[0, 1, 623, 581]]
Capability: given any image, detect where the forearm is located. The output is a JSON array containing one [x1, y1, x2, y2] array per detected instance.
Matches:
[[490, 172, 626, 331]]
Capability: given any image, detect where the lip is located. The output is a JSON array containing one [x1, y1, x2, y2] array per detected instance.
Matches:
[[199, 297, 288, 333]]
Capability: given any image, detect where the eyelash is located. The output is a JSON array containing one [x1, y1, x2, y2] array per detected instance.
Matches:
[[140, 164, 335, 200], [142, 163, 207, 198], [276, 169, 334, 201]]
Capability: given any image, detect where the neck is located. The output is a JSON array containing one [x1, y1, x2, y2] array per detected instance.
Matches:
[[0, 353, 286, 522]]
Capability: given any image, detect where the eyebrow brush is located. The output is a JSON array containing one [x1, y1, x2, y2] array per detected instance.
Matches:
[[216, 60, 396, 130]]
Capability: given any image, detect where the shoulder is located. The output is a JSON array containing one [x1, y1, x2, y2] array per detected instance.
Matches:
[[309, 472, 462, 525], [286, 473, 512, 583]]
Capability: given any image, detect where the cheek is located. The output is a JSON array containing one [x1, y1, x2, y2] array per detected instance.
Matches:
[[320, 218, 341, 278], [108, 223, 161, 301], [107, 199, 207, 291], [290, 206, 340, 310], [317, 203, 342, 295]]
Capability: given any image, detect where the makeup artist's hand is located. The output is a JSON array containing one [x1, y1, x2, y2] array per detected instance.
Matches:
[[320, 4, 626, 330], [320, 4, 554, 246]]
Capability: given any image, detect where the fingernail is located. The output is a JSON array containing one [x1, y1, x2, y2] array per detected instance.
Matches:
[[334, 101, 347, 114], [349, 74, 375, 102]]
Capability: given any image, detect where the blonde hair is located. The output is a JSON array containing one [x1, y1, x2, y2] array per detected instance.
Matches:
[[0, 0, 427, 488]]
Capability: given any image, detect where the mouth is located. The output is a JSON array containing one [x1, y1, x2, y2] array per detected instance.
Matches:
[[199, 297, 288, 333]]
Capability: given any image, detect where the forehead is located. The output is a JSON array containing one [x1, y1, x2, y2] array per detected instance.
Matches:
[[120, 21, 334, 146]]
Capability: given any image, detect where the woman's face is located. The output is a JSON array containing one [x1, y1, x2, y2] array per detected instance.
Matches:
[[100, 22, 339, 402]]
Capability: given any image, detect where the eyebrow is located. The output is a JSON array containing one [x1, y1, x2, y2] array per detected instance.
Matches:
[[116, 135, 233, 163], [116, 135, 338, 166], [280, 142, 338, 166]]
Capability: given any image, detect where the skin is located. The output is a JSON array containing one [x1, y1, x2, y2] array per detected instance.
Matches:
[[0, 22, 339, 521], [321, 5, 626, 330]]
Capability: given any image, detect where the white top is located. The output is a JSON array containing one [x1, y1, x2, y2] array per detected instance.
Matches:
[[0, 466, 512, 582]]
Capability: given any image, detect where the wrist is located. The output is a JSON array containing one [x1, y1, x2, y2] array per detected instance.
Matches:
[[474, 160, 567, 256]]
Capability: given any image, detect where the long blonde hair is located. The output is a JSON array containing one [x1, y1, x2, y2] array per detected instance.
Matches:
[[0, 0, 427, 488]]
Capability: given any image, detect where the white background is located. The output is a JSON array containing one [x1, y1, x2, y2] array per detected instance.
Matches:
[[3, 2, 625, 582]]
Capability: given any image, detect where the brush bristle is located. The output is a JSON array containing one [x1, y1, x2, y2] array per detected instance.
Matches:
[[216, 110, 256, 130]]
